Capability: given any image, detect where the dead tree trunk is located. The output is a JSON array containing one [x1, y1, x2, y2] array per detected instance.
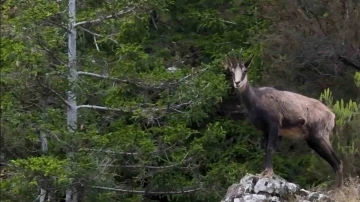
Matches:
[[39, 132, 48, 202], [65, 0, 79, 201]]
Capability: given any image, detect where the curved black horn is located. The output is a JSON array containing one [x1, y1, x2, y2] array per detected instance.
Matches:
[[239, 48, 243, 63], [244, 55, 254, 68]]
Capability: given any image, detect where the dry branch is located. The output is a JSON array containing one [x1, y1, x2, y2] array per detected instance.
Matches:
[[77, 71, 133, 83], [338, 56, 360, 71], [79, 148, 138, 155], [77, 67, 210, 90], [76, 102, 193, 115], [75, 7, 135, 27], [79, 27, 118, 44], [108, 160, 196, 170], [90, 185, 202, 194], [76, 105, 125, 111]]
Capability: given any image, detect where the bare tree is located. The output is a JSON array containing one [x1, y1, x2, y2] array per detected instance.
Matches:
[[259, 0, 360, 97], [62, 1, 204, 201]]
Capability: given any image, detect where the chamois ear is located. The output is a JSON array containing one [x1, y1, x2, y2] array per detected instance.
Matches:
[[243, 55, 254, 69], [221, 61, 229, 70], [221, 57, 231, 70]]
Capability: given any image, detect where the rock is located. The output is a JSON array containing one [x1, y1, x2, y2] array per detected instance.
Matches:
[[243, 194, 267, 202], [308, 192, 320, 201], [239, 174, 257, 193], [221, 173, 335, 202], [286, 182, 299, 193], [268, 196, 281, 202], [307, 191, 334, 202]]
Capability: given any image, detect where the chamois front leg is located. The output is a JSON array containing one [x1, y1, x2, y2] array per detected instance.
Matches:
[[260, 130, 268, 150], [261, 124, 278, 178]]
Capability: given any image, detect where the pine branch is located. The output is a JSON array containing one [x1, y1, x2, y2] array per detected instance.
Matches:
[[77, 71, 164, 89], [75, 7, 135, 27], [10, 92, 43, 111], [34, 36, 66, 66], [36, 76, 72, 108]]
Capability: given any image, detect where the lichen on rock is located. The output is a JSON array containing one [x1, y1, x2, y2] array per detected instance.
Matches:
[[221, 174, 335, 202]]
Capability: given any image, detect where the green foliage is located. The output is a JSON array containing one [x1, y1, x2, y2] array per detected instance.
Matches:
[[11, 156, 70, 181], [2, 0, 268, 199], [320, 88, 358, 128], [0, 157, 70, 201], [319, 83, 360, 183], [354, 72, 360, 88]]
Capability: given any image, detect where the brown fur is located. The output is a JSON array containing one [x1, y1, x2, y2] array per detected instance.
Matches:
[[255, 87, 336, 140]]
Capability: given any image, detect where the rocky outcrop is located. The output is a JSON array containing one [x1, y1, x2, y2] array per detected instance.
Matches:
[[221, 174, 335, 202]]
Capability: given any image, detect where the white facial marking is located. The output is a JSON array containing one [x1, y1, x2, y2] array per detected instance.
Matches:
[[233, 65, 243, 88]]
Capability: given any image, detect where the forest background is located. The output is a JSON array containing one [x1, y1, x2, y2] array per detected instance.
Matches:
[[1, 0, 359, 201]]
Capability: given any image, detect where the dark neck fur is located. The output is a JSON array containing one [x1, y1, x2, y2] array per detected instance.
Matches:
[[238, 82, 256, 111]]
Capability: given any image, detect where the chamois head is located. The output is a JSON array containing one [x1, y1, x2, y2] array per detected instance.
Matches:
[[223, 51, 254, 90]]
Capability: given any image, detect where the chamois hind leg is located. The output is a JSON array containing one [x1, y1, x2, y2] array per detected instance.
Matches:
[[260, 124, 278, 178], [306, 135, 343, 187]]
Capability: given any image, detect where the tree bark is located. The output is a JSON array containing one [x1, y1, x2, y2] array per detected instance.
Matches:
[[66, 0, 79, 201], [39, 132, 48, 202]]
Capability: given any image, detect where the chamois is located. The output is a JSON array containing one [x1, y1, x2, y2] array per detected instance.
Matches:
[[222, 53, 343, 187]]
